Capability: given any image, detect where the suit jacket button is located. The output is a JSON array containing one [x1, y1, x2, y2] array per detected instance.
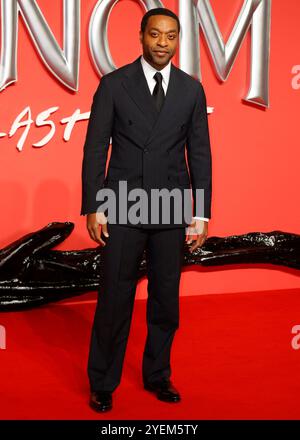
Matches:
[[143, 148, 148, 153]]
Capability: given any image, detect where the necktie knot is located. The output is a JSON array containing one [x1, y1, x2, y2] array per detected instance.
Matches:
[[153, 72, 163, 84]]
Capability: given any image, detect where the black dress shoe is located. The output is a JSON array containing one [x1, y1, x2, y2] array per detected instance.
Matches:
[[144, 378, 181, 402], [89, 390, 113, 412]]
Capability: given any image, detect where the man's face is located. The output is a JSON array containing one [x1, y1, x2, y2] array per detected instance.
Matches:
[[139, 15, 179, 70]]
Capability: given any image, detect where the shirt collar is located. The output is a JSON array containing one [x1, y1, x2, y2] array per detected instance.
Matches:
[[140, 54, 171, 86]]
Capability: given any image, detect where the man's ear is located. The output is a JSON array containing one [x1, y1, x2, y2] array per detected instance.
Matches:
[[139, 30, 143, 44]]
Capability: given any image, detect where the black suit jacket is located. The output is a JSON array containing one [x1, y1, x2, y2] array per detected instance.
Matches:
[[81, 55, 212, 228]]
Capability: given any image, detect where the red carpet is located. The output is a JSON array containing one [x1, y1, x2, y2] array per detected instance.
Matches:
[[0, 288, 299, 419]]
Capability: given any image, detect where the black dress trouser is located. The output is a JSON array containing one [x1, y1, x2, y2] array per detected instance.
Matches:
[[87, 223, 186, 392]]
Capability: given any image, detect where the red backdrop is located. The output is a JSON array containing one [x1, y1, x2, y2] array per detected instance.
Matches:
[[0, 0, 299, 298]]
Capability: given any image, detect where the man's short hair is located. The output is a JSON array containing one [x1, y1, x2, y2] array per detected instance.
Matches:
[[141, 7, 181, 34]]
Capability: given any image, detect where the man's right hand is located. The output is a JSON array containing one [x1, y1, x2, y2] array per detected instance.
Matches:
[[86, 212, 109, 246]]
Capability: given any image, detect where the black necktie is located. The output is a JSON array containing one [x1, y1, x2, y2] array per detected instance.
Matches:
[[152, 72, 165, 112]]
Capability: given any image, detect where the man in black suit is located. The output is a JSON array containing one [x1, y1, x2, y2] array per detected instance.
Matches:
[[81, 7, 212, 412]]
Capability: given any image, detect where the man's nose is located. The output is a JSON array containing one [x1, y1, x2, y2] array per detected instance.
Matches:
[[157, 36, 168, 47]]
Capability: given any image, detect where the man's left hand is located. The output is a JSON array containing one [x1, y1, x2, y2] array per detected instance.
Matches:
[[185, 218, 208, 253]]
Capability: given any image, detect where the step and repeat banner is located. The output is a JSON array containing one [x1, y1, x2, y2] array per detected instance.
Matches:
[[0, 0, 299, 296]]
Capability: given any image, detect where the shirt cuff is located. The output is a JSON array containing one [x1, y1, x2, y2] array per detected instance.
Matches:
[[192, 216, 209, 222]]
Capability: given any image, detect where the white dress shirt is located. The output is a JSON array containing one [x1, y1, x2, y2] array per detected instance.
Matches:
[[140, 55, 209, 223]]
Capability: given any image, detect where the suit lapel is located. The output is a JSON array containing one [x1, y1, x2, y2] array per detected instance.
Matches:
[[121, 55, 185, 147]]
